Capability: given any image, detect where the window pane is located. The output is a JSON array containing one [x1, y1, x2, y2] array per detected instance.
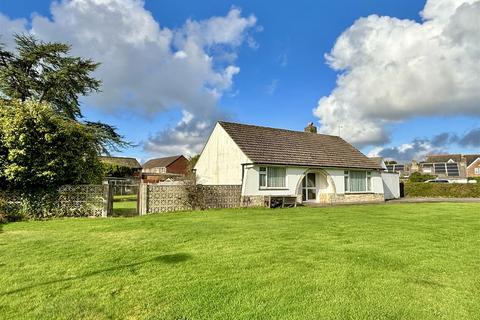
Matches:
[[434, 163, 446, 173], [344, 176, 349, 192], [367, 177, 371, 191], [386, 165, 394, 171], [307, 173, 315, 187], [267, 167, 286, 188], [349, 171, 366, 192], [307, 189, 316, 200], [446, 163, 459, 176], [259, 167, 266, 172], [259, 173, 266, 187], [302, 189, 306, 201]]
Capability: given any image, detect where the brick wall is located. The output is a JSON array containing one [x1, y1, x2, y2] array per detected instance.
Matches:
[[166, 156, 188, 174]]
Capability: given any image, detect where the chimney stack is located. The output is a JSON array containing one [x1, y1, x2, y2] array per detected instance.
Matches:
[[304, 122, 317, 133]]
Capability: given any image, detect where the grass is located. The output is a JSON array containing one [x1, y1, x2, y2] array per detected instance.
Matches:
[[0, 203, 479, 319], [112, 194, 137, 216]]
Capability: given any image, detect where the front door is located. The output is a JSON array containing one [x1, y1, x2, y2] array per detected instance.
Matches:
[[302, 173, 316, 202]]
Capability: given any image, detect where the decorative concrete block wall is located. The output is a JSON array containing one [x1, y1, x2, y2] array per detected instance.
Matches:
[[141, 184, 242, 214], [143, 184, 190, 214], [58, 185, 108, 217], [1, 185, 108, 217], [201, 185, 242, 209]]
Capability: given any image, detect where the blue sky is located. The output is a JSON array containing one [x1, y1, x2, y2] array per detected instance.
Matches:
[[1, 0, 479, 163]]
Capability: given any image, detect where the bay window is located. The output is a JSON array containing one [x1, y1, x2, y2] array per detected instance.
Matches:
[[259, 166, 286, 188], [344, 170, 372, 192]]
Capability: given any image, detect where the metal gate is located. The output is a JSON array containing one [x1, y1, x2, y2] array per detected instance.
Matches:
[[109, 183, 140, 216]]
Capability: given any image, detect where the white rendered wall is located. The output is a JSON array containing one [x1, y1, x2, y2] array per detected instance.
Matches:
[[194, 123, 250, 185], [243, 166, 337, 199], [243, 166, 384, 199], [381, 172, 400, 199], [329, 169, 384, 195]]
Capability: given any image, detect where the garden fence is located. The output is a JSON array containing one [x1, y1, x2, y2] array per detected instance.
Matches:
[[2, 183, 242, 218]]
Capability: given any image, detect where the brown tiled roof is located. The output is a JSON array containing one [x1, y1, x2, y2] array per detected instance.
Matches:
[[143, 155, 185, 169], [218, 121, 381, 170], [465, 154, 480, 167], [99, 156, 141, 168], [369, 157, 386, 167], [425, 154, 462, 163]]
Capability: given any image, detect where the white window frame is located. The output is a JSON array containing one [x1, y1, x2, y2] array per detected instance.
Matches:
[[259, 166, 287, 189], [344, 170, 372, 193], [475, 167, 480, 175]]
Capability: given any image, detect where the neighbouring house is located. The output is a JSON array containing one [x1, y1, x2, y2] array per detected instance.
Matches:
[[385, 162, 412, 177], [465, 154, 480, 178], [99, 156, 142, 178], [195, 121, 400, 206], [384, 153, 480, 180], [142, 155, 188, 183], [420, 154, 464, 178]]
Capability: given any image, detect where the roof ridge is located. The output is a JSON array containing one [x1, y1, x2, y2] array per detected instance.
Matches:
[[145, 155, 183, 160], [218, 120, 341, 139]]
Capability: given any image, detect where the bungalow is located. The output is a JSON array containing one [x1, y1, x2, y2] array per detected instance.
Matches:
[[142, 155, 188, 183], [194, 121, 397, 205]]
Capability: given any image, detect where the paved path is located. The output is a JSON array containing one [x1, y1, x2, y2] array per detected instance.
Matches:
[[304, 197, 480, 207]]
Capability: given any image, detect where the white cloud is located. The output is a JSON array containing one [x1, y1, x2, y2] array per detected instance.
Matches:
[[314, 0, 480, 146], [0, 0, 257, 156], [369, 140, 441, 162], [0, 13, 27, 49], [143, 110, 215, 157]]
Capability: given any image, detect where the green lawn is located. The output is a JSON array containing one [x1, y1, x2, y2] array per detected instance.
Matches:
[[0, 203, 479, 319], [112, 194, 137, 216]]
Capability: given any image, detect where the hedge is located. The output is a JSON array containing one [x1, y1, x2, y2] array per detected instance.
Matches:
[[404, 182, 480, 198]]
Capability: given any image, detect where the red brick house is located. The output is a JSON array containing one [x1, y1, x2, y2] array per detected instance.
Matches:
[[141, 155, 188, 183], [466, 154, 480, 178]]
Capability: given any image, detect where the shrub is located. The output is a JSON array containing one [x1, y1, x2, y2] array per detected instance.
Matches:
[[0, 197, 23, 223], [408, 172, 436, 183], [404, 182, 480, 198]]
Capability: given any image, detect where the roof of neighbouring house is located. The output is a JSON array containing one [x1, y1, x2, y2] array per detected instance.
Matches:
[[425, 154, 463, 163], [218, 121, 381, 170], [99, 156, 141, 169], [465, 154, 480, 167], [369, 157, 387, 169], [142, 155, 186, 169]]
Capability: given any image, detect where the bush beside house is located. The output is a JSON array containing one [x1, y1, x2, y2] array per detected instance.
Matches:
[[408, 172, 436, 182]]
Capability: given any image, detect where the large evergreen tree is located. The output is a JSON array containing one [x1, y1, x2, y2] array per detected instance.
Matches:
[[0, 100, 103, 192], [0, 34, 127, 153]]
